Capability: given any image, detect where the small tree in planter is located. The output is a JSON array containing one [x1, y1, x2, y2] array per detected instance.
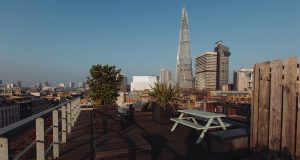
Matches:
[[87, 64, 123, 106], [148, 82, 181, 124], [87, 64, 124, 133]]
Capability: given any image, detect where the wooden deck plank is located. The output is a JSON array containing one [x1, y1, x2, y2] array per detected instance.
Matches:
[[58, 110, 93, 160]]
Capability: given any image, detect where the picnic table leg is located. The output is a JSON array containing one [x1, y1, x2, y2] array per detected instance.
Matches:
[[196, 117, 214, 144], [216, 117, 226, 130], [170, 113, 184, 131]]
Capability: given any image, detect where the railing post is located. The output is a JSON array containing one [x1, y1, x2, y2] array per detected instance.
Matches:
[[74, 100, 78, 122], [78, 98, 81, 115], [0, 137, 9, 160], [77, 99, 80, 118], [52, 110, 59, 158], [61, 105, 67, 143], [71, 101, 75, 126], [36, 118, 45, 160], [67, 103, 71, 133]]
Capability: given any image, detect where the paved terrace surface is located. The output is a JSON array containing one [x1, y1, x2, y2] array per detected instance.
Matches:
[[59, 107, 253, 160]]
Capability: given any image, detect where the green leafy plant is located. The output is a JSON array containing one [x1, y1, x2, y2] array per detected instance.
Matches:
[[87, 64, 123, 105], [147, 82, 181, 113]]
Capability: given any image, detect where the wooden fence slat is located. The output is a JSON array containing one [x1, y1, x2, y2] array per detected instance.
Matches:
[[257, 62, 271, 150], [268, 60, 283, 154], [281, 57, 297, 156], [250, 64, 260, 150], [295, 58, 300, 158]]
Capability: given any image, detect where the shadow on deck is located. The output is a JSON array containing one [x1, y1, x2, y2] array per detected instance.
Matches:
[[59, 108, 250, 160]]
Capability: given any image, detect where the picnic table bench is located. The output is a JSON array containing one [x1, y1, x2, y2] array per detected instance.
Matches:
[[170, 109, 230, 144]]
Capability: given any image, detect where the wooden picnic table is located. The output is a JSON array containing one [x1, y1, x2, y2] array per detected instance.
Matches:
[[170, 109, 230, 144]]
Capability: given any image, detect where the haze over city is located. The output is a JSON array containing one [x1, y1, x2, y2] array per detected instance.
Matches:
[[0, 0, 299, 86]]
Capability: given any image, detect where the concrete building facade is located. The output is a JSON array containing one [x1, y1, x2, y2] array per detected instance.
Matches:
[[195, 52, 218, 90], [214, 41, 231, 90], [233, 68, 253, 91], [130, 76, 158, 91], [176, 7, 193, 89]]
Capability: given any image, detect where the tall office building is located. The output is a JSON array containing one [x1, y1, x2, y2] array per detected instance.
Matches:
[[78, 82, 86, 88], [119, 74, 128, 92], [0, 80, 2, 85], [59, 83, 65, 88], [176, 7, 193, 89], [17, 80, 21, 88], [195, 52, 218, 90], [36, 82, 42, 89], [233, 68, 253, 91], [214, 41, 231, 90], [159, 69, 172, 85], [44, 81, 50, 87], [69, 82, 75, 88]]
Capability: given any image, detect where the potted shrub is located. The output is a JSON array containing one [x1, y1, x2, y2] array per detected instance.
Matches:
[[148, 82, 181, 125], [87, 64, 123, 132]]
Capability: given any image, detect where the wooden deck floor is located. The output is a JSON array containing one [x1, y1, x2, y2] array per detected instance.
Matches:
[[58, 108, 250, 160], [59, 110, 93, 160]]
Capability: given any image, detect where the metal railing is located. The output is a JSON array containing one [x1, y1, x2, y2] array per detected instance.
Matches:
[[0, 98, 81, 160]]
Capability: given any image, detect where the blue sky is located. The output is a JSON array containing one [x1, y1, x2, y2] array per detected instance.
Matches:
[[0, 0, 299, 87]]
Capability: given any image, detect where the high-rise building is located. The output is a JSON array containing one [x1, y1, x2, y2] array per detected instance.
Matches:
[[195, 52, 218, 90], [130, 76, 158, 91], [17, 80, 21, 88], [44, 81, 50, 87], [0, 80, 2, 85], [159, 69, 172, 85], [119, 74, 129, 92], [69, 82, 75, 88], [36, 82, 42, 89], [233, 68, 253, 91], [214, 41, 231, 90], [59, 83, 65, 88], [78, 82, 86, 88], [176, 7, 193, 89]]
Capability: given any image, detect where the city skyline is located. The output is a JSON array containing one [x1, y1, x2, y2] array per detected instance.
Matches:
[[0, 0, 299, 86]]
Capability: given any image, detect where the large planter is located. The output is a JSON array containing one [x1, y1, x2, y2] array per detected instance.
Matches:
[[152, 105, 178, 125]]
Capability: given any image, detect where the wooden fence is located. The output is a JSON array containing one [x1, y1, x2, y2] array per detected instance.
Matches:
[[250, 57, 300, 158]]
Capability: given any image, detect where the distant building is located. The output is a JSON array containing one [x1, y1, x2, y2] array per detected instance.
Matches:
[[36, 82, 42, 89], [159, 69, 172, 85], [6, 83, 18, 88], [78, 82, 86, 88], [233, 68, 253, 91], [119, 74, 129, 92], [0, 80, 2, 85], [176, 7, 193, 89], [131, 76, 158, 91], [17, 80, 21, 88], [214, 41, 231, 90], [44, 81, 50, 87], [69, 82, 75, 88], [59, 83, 65, 88], [195, 51, 218, 90]]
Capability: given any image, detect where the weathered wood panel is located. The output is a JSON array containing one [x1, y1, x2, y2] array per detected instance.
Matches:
[[257, 62, 270, 150], [295, 58, 300, 158], [251, 57, 299, 158], [250, 64, 260, 150], [268, 60, 283, 154], [281, 57, 297, 156]]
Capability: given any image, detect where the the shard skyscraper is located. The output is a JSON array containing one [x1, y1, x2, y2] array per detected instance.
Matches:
[[176, 7, 193, 89]]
